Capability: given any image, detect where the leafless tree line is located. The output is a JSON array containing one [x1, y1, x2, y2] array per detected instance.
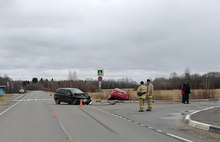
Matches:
[[153, 71, 220, 90], [1, 70, 220, 93]]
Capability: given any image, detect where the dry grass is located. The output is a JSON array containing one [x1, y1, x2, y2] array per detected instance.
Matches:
[[90, 89, 220, 101], [0, 94, 13, 106], [0, 94, 13, 101], [90, 89, 112, 100], [214, 89, 220, 98]]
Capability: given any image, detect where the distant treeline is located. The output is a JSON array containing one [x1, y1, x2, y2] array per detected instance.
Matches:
[[1, 71, 220, 93], [0, 75, 136, 93], [153, 72, 220, 90], [22, 78, 137, 92]]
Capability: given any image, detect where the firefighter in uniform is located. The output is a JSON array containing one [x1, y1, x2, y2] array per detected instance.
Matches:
[[137, 81, 147, 112], [146, 79, 154, 111]]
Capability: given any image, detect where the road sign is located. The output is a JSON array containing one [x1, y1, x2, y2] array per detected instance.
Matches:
[[97, 69, 104, 76], [98, 76, 103, 81]]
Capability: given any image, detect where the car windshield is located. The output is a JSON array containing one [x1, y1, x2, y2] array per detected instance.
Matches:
[[70, 88, 83, 94]]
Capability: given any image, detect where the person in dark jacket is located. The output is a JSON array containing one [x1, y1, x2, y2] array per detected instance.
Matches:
[[182, 81, 190, 104], [184, 81, 191, 104]]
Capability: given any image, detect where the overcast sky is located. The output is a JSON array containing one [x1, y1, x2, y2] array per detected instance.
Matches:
[[0, 0, 220, 82]]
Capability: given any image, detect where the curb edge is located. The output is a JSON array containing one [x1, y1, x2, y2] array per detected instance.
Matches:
[[185, 105, 220, 134]]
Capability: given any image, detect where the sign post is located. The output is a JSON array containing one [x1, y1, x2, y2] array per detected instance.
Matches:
[[97, 70, 104, 91], [7, 82, 10, 92]]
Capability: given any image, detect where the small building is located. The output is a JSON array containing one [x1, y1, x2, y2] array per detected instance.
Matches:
[[0, 86, 6, 95]]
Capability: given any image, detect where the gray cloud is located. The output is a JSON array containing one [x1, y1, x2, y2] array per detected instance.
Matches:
[[0, 0, 220, 81]]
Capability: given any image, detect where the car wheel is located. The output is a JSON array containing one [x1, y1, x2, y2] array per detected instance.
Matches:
[[55, 99, 60, 104], [71, 99, 78, 105]]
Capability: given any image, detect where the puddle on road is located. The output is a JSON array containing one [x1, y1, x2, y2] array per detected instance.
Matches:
[[184, 110, 197, 113], [160, 112, 184, 120]]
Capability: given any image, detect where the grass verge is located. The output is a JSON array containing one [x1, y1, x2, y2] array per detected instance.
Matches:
[[90, 89, 220, 101]]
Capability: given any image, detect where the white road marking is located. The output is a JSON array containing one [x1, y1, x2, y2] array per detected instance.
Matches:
[[12, 94, 26, 101], [0, 93, 30, 117], [57, 121, 73, 142], [156, 130, 163, 133], [140, 123, 146, 127], [92, 107, 193, 142], [166, 133, 193, 142], [10, 99, 53, 102]]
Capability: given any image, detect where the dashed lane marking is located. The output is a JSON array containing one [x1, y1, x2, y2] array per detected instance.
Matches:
[[92, 107, 193, 142], [0, 93, 31, 117], [9, 99, 53, 102]]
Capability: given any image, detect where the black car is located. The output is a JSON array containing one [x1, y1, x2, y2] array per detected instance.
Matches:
[[54, 88, 92, 105]]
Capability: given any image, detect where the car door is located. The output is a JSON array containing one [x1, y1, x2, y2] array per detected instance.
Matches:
[[59, 89, 66, 102], [65, 90, 73, 103]]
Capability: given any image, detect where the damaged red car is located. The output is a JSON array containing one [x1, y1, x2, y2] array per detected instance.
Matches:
[[108, 88, 129, 100]]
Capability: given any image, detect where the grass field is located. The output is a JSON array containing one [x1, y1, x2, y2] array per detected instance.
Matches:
[[0, 94, 13, 106], [0, 94, 13, 101], [90, 89, 220, 101]]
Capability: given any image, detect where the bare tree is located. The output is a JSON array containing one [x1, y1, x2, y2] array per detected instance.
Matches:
[[184, 68, 191, 80], [68, 71, 78, 81], [169, 72, 177, 79]]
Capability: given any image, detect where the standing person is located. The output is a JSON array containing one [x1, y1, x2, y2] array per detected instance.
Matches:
[[146, 79, 154, 111], [181, 83, 186, 103], [137, 81, 147, 112], [184, 81, 191, 104]]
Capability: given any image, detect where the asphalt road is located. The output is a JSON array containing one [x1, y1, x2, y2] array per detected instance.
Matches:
[[97, 101, 220, 142], [190, 106, 220, 127], [0, 91, 220, 142]]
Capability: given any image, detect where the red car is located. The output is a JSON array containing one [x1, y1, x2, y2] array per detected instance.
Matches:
[[108, 88, 129, 100]]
